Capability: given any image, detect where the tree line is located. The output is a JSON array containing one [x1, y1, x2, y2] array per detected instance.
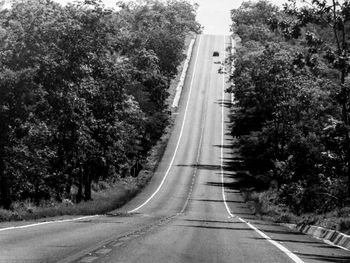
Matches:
[[229, 0, 350, 214], [0, 0, 200, 209]]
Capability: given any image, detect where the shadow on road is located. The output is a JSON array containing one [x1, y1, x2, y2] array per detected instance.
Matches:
[[295, 252, 350, 263], [176, 164, 222, 171], [216, 99, 232, 108], [176, 163, 235, 171], [177, 224, 254, 231], [252, 237, 324, 245], [183, 218, 235, 224], [190, 199, 245, 204]]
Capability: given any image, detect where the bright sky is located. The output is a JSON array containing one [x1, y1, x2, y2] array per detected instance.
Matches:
[[53, 0, 289, 35]]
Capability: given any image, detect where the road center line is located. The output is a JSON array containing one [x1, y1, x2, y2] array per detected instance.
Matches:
[[220, 35, 304, 263], [128, 35, 203, 213]]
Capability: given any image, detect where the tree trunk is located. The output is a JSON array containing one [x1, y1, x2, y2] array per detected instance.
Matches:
[[0, 148, 11, 209], [340, 70, 350, 199], [83, 172, 92, 201], [0, 118, 11, 209], [340, 105, 350, 195], [76, 170, 83, 203]]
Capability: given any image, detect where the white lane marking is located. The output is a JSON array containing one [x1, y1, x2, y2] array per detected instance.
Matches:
[[0, 215, 98, 232], [128, 35, 203, 213], [220, 36, 304, 263]]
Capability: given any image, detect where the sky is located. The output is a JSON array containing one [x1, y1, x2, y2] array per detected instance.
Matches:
[[193, 0, 287, 35], [53, 0, 288, 35]]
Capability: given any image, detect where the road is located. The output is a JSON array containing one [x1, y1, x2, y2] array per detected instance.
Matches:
[[1, 34, 350, 263]]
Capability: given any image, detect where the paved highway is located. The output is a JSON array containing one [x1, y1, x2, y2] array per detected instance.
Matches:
[[1, 35, 350, 263]]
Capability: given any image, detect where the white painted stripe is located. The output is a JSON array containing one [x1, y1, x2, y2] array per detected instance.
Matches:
[[220, 36, 304, 263], [128, 35, 203, 213], [0, 215, 98, 232]]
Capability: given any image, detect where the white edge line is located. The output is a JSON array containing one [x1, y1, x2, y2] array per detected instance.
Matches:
[[0, 215, 98, 232], [128, 35, 203, 213], [220, 35, 304, 263]]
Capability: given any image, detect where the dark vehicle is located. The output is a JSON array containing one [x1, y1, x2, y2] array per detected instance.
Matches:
[[213, 51, 219, 56]]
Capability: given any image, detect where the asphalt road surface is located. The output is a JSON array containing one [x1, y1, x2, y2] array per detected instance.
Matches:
[[1, 34, 350, 263]]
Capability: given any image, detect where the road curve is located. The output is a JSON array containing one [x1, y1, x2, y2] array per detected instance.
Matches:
[[1, 35, 350, 263]]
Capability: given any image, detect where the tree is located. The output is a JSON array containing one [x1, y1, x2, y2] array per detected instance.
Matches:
[[231, 0, 279, 43], [273, 0, 350, 197]]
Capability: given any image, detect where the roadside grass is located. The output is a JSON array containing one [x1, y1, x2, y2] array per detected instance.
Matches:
[[0, 35, 195, 223], [241, 188, 350, 235], [241, 189, 299, 223], [0, 179, 141, 222]]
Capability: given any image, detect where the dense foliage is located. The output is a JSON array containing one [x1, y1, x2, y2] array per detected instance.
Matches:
[[0, 0, 200, 209], [229, 0, 350, 214]]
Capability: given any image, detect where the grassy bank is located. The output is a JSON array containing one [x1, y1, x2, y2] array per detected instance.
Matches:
[[0, 35, 196, 223]]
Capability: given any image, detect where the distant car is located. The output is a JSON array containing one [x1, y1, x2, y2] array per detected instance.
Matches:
[[213, 51, 219, 57]]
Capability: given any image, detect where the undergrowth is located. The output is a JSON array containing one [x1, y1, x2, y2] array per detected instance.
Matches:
[[242, 188, 350, 235], [0, 118, 169, 223], [0, 179, 139, 222]]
